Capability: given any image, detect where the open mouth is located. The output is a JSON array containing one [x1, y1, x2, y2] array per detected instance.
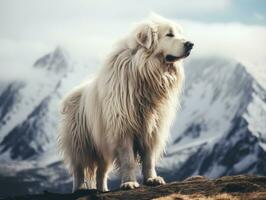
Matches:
[[165, 55, 179, 62]]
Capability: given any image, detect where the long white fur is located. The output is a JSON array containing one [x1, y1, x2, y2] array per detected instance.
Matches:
[[58, 14, 186, 192]]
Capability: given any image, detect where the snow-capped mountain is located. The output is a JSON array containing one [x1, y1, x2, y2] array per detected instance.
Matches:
[[0, 48, 265, 195], [160, 57, 266, 181], [0, 47, 71, 160]]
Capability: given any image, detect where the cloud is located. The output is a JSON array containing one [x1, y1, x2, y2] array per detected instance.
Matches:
[[179, 20, 266, 88], [0, 0, 265, 84], [0, 0, 232, 26], [0, 38, 53, 81], [1, 18, 265, 80], [179, 20, 266, 63]]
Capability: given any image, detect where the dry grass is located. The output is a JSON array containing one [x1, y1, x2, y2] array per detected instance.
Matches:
[[154, 193, 240, 200]]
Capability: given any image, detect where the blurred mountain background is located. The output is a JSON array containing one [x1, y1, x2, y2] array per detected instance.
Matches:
[[0, 0, 266, 196]]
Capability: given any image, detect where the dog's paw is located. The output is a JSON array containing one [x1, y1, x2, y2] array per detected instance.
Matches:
[[120, 181, 140, 190], [98, 187, 109, 192], [144, 176, 166, 186]]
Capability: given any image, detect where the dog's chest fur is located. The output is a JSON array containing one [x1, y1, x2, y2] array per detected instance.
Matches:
[[133, 65, 179, 136]]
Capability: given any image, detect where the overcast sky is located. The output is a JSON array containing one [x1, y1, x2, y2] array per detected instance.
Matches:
[[0, 0, 266, 83]]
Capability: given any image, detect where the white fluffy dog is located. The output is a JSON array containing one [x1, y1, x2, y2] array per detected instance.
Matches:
[[58, 14, 193, 192]]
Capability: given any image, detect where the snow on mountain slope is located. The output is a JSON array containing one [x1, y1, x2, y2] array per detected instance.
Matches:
[[0, 81, 25, 128], [1, 96, 53, 159], [244, 83, 266, 148], [0, 47, 94, 161], [0, 47, 69, 141], [0, 47, 72, 160], [159, 57, 266, 181], [163, 115, 266, 181], [169, 58, 253, 149]]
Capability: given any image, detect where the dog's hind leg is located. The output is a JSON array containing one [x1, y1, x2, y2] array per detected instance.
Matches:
[[72, 165, 84, 192]]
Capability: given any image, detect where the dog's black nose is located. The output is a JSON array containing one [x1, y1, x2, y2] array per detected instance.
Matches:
[[184, 41, 194, 50]]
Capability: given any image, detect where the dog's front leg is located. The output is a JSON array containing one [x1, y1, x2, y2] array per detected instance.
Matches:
[[142, 148, 165, 186], [117, 136, 139, 190]]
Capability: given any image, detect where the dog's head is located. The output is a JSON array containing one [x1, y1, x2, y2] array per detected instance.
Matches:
[[130, 14, 193, 63]]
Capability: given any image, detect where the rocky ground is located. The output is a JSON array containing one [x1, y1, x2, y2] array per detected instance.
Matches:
[[1, 175, 266, 200]]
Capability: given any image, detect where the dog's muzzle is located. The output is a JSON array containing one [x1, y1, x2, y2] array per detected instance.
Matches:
[[165, 41, 194, 62]]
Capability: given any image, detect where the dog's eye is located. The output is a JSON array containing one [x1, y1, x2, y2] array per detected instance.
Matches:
[[166, 33, 174, 37]]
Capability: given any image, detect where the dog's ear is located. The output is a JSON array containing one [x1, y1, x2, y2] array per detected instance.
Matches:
[[136, 22, 157, 49]]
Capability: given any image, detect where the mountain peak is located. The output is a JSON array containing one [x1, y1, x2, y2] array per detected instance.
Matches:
[[33, 46, 71, 74]]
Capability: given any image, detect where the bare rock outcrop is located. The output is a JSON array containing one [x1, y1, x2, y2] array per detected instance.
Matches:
[[2, 175, 266, 200]]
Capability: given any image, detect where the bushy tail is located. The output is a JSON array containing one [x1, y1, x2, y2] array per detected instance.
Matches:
[[58, 85, 84, 172]]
